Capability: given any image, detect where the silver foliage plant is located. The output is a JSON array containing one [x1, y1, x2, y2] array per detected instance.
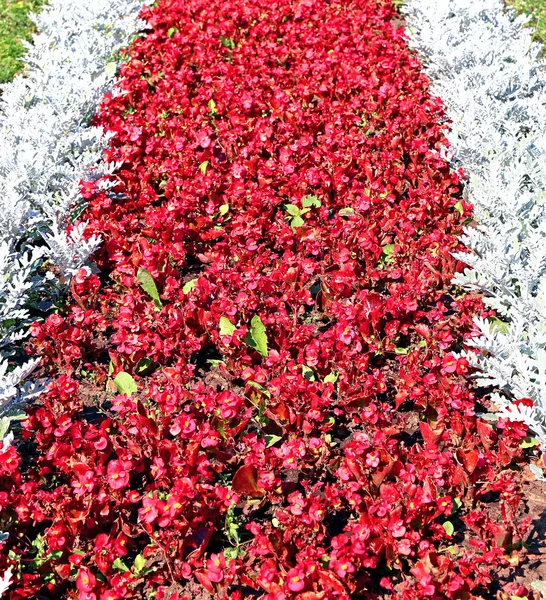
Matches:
[[0, 0, 149, 420], [402, 1, 546, 446]]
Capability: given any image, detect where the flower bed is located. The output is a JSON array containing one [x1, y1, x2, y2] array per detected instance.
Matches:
[[0, 0, 537, 598]]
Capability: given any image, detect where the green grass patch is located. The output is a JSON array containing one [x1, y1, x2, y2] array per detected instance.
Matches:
[[0, 0, 45, 83], [507, 0, 546, 47]]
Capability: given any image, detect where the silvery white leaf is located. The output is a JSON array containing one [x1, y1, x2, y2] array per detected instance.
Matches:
[[403, 0, 546, 449]]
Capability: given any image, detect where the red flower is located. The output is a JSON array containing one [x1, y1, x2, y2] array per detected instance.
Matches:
[[138, 496, 158, 524], [206, 553, 225, 583], [106, 460, 131, 490], [286, 567, 305, 592], [76, 568, 96, 593], [441, 354, 458, 374]]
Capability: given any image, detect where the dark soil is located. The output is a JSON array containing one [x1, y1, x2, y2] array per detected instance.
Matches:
[[499, 468, 546, 593]]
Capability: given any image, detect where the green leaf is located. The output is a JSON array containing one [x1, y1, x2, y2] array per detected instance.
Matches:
[[182, 278, 198, 294], [254, 398, 268, 425], [285, 204, 301, 217], [114, 372, 137, 397], [488, 316, 509, 335], [208, 99, 217, 114], [301, 195, 321, 208], [105, 62, 117, 79], [219, 317, 236, 336], [247, 380, 271, 398], [208, 359, 226, 367], [137, 268, 162, 309], [0, 417, 11, 442], [134, 553, 146, 574], [520, 436, 540, 449], [394, 347, 409, 355], [199, 160, 209, 174], [135, 357, 155, 375], [291, 215, 305, 229], [301, 365, 315, 381], [219, 35, 236, 49], [217, 419, 226, 440], [219, 203, 230, 216], [265, 434, 283, 448], [167, 26, 178, 38], [31, 534, 45, 553], [225, 504, 241, 545], [339, 207, 355, 217], [224, 546, 240, 561], [442, 521, 454, 537], [247, 315, 269, 357], [324, 371, 338, 384], [8, 410, 26, 421], [454, 201, 464, 216], [453, 497, 462, 511], [382, 244, 395, 261], [112, 557, 129, 572]]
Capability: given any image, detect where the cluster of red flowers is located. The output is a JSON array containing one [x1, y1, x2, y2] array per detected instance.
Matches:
[[0, 0, 537, 598]]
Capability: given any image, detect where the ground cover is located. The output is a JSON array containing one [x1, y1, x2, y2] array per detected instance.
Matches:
[[0, 0, 540, 598], [0, 0, 44, 83], [506, 0, 546, 45]]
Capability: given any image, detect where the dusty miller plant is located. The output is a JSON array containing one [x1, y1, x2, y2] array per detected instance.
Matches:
[[0, 0, 150, 431], [403, 0, 546, 446]]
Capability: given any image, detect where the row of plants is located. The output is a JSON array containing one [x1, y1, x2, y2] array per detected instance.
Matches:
[[402, 0, 546, 451], [0, 0, 150, 450], [0, 0, 542, 597]]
